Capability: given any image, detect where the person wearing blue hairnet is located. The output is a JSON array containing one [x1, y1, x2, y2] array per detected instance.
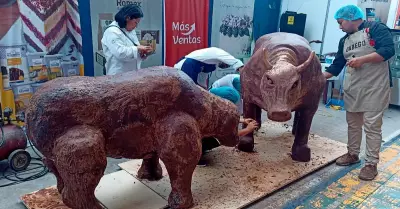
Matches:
[[210, 74, 242, 113], [198, 86, 258, 166], [323, 5, 395, 181]]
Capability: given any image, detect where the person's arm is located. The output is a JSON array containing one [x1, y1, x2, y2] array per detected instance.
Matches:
[[238, 127, 254, 137], [206, 47, 242, 68], [364, 23, 395, 63], [102, 28, 139, 61], [324, 38, 347, 79]]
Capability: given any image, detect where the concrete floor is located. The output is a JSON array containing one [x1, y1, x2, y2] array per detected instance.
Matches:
[[1, 103, 400, 209]]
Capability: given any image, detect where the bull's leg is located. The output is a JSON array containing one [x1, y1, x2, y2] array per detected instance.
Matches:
[[158, 112, 202, 209], [138, 153, 163, 181], [238, 102, 260, 152], [292, 111, 300, 135], [291, 107, 317, 162], [53, 126, 107, 209], [43, 157, 64, 193]]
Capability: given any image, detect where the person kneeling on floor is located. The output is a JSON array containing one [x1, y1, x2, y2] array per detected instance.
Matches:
[[210, 73, 243, 114], [199, 86, 258, 166], [174, 47, 244, 89]]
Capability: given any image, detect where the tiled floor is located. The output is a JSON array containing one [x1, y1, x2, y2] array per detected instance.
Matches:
[[294, 138, 400, 209], [1, 101, 400, 209]]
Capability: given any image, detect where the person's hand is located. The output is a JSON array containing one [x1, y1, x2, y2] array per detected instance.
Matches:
[[243, 118, 255, 125], [323, 71, 333, 79], [246, 121, 259, 131], [137, 45, 152, 54], [346, 57, 365, 68]]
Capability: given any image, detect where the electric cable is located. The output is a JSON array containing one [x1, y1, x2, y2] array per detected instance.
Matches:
[[0, 126, 49, 188]]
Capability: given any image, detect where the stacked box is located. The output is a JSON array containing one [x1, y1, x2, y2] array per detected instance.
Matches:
[[19, 0, 67, 53], [44, 54, 63, 80], [61, 61, 79, 77], [27, 52, 48, 82]]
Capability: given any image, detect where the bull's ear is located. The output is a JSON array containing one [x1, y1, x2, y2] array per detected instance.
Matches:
[[296, 51, 315, 72], [263, 47, 273, 69]]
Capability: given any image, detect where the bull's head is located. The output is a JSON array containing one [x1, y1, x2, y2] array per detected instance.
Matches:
[[260, 48, 315, 122]]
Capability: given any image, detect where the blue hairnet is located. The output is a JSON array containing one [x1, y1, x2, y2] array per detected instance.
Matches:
[[232, 77, 241, 93], [210, 86, 240, 104], [334, 5, 364, 21]]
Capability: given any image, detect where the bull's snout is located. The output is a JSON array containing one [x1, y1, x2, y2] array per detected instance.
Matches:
[[268, 111, 292, 122]]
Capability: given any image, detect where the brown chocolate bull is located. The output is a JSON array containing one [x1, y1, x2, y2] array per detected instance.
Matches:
[[238, 32, 325, 162], [25, 66, 240, 209]]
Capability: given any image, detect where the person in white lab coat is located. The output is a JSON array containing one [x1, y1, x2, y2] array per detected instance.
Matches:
[[101, 5, 153, 75], [174, 47, 244, 88]]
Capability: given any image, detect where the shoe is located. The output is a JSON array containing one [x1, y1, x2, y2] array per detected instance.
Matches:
[[336, 153, 360, 166], [359, 164, 378, 181]]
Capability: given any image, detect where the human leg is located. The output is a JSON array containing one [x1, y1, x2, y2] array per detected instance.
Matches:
[[358, 110, 384, 181], [336, 111, 363, 166]]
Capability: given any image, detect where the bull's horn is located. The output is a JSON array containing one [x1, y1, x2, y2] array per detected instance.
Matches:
[[296, 51, 315, 72], [262, 48, 272, 69]]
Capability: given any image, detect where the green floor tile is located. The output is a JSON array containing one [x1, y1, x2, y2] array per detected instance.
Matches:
[[386, 174, 400, 189], [298, 189, 344, 209], [357, 197, 399, 209], [340, 196, 364, 208], [368, 186, 400, 207]]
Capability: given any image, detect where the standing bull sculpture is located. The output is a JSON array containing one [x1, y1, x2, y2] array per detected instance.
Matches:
[[238, 32, 325, 162]]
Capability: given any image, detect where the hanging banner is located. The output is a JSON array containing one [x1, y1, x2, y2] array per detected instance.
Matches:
[[89, 0, 163, 76], [164, 0, 209, 67], [358, 0, 392, 24], [211, 0, 254, 59], [0, 0, 83, 87]]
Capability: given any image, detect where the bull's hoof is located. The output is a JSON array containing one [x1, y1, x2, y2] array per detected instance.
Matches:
[[168, 191, 194, 209], [237, 135, 254, 152], [138, 162, 163, 181], [291, 144, 311, 162]]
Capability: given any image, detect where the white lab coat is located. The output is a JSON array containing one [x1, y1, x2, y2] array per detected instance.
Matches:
[[101, 21, 142, 75], [173, 47, 244, 71]]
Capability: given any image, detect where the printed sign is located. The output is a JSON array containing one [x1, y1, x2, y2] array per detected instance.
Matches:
[[164, 0, 209, 66]]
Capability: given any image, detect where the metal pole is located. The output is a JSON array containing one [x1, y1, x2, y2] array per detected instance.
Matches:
[[320, 0, 331, 56]]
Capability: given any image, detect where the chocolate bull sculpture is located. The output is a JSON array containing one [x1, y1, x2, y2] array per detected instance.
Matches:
[[238, 32, 325, 162], [25, 66, 240, 209]]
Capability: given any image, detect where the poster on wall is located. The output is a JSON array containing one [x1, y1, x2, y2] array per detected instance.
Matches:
[[89, 0, 163, 76], [0, 0, 83, 88], [164, 0, 209, 67], [211, 0, 254, 59], [358, 0, 392, 24]]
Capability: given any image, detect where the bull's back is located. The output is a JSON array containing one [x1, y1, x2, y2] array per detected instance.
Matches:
[[26, 66, 209, 154]]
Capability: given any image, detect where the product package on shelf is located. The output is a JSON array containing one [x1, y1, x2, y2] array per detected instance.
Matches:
[[10, 81, 34, 120], [31, 83, 44, 93], [27, 52, 48, 83], [19, 0, 68, 54], [61, 61, 79, 77], [44, 54, 63, 80], [0, 45, 29, 88]]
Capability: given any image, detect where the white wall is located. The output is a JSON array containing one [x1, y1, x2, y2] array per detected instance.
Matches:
[[387, 0, 399, 28], [321, 0, 358, 54], [280, 0, 329, 53]]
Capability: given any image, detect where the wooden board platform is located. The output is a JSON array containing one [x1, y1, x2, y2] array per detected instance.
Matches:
[[119, 121, 347, 209], [21, 170, 168, 209]]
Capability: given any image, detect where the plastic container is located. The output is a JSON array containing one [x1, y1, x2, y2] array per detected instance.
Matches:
[[44, 54, 64, 80], [31, 83, 44, 93], [10, 81, 35, 119], [61, 61, 80, 77], [27, 52, 48, 83]]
